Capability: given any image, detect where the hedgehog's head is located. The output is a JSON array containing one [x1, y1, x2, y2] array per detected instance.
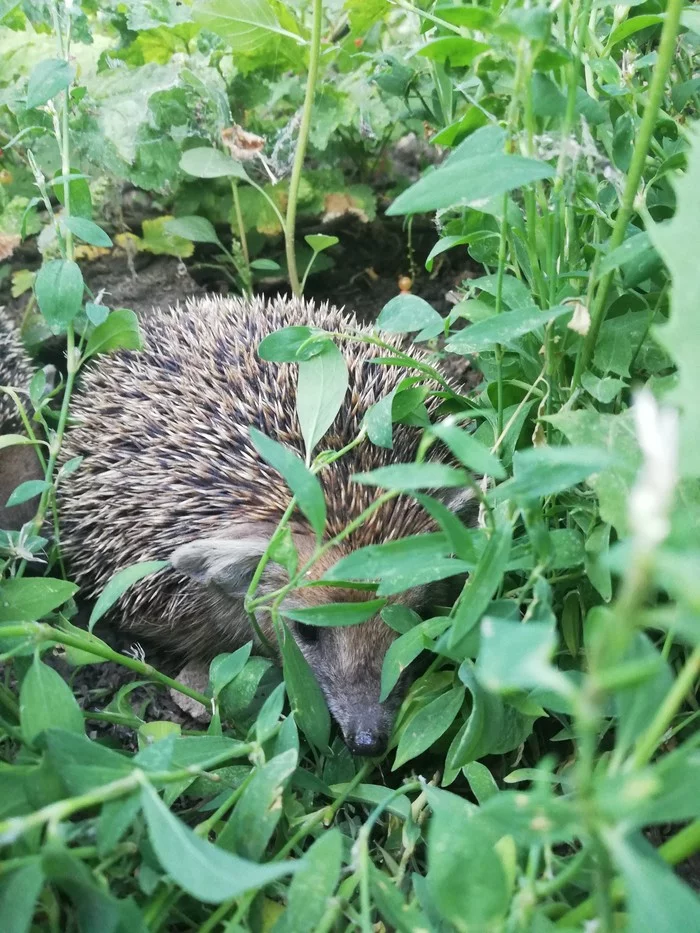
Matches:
[[171, 522, 437, 757]]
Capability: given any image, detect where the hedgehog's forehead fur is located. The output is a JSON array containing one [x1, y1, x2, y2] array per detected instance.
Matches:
[[0, 311, 34, 433], [59, 294, 444, 576]]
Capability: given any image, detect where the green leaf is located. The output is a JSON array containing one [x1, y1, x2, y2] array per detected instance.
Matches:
[[446, 305, 571, 354], [614, 634, 672, 760], [417, 36, 489, 66], [26, 59, 75, 109], [545, 409, 640, 535], [164, 215, 220, 244], [431, 420, 506, 479], [5, 479, 49, 507], [250, 428, 326, 538], [281, 623, 330, 751], [258, 326, 329, 362], [255, 681, 286, 744], [304, 234, 339, 253], [88, 561, 168, 631], [597, 231, 657, 279], [20, 657, 85, 745], [282, 598, 387, 628], [581, 372, 627, 404], [393, 684, 464, 769], [324, 534, 469, 597], [353, 463, 469, 490], [34, 259, 84, 332], [444, 124, 507, 165], [63, 217, 112, 247], [387, 153, 554, 216], [180, 146, 247, 180], [0, 435, 40, 451], [274, 829, 343, 933], [209, 643, 253, 698], [141, 781, 299, 903], [297, 342, 348, 460], [218, 749, 297, 859], [0, 863, 44, 933], [477, 618, 560, 694], [381, 617, 451, 701], [426, 787, 509, 927], [608, 14, 664, 47], [84, 309, 143, 359], [606, 831, 700, 932], [490, 446, 614, 503], [45, 730, 132, 794], [85, 302, 109, 326], [648, 125, 700, 476], [464, 761, 499, 804], [376, 294, 444, 336], [0, 578, 78, 623], [193, 0, 304, 51], [449, 520, 512, 647]]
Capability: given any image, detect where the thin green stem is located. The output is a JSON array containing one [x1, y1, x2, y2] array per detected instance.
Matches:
[[572, 0, 685, 387], [285, 0, 323, 295]]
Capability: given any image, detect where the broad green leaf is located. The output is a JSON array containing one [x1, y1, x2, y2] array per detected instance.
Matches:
[[304, 234, 339, 253], [606, 831, 700, 932], [380, 617, 451, 701], [273, 829, 342, 933], [426, 787, 509, 927], [85, 302, 109, 326], [34, 259, 84, 332], [180, 146, 247, 180], [209, 643, 253, 698], [297, 342, 348, 460], [597, 231, 657, 279], [255, 682, 286, 743], [84, 309, 143, 359], [431, 420, 506, 479], [0, 863, 44, 933], [88, 561, 168, 631], [324, 533, 469, 597], [193, 0, 305, 51], [97, 795, 142, 858], [0, 578, 78, 623], [593, 310, 652, 377], [44, 730, 132, 794], [477, 618, 562, 695], [425, 235, 470, 271], [381, 604, 422, 635], [614, 634, 672, 760], [470, 273, 537, 311], [434, 5, 495, 29], [364, 390, 397, 449], [449, 520, 512, 647], [20, 657, 85, 745], [417, 36, 489, 66], [546, 409, 640, 535], [258, 326, 330, 362], [608, 14, 664, 47], [353, 463, 469, 490], [281, 623, 330, 751], [444, 124, 507, 165], [387, 153, 553, 215], [581, 371, 627, 404], [5, 479, 49, 507], [446, 305, 571, 354], [490, 446, 614, 503], [282, 598, 387, 627], [445, 662, 486, 770], [218, 749, 297, 859], [648, 126, 700, 476], [250, 428, 326, 538], [164, 215, 220, 244], [63, 217, 112, 247], [464, 761, 499, 804], [393, 683, 464, 769], [376, 294, 444, 335], [412, 493, 480, 562], [26, 59, 75, 109], [141, 781, 299, 903]]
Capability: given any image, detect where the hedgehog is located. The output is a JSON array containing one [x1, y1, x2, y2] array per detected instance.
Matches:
[[58, 295, 472, 755], [0, 311, 43, 530]]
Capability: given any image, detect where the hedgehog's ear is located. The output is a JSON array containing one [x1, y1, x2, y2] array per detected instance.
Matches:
[[171, 535, 277, 599]]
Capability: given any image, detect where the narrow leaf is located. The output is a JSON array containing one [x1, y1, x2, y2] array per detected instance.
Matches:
[[88, 561, 168, 631], [296, 342, 348, 460]]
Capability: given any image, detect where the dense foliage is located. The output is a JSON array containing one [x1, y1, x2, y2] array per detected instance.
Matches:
[[1, 0, 700, 930]]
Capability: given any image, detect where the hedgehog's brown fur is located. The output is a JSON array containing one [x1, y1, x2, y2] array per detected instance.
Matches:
[[58, 295, 463, 753]]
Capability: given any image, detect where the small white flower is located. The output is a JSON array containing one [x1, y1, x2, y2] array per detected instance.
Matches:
[[628, 388, 679, 551], [567, 301, 591, 336]]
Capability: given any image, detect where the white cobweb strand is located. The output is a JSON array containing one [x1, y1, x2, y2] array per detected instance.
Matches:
[[628, 388, 679, 553]]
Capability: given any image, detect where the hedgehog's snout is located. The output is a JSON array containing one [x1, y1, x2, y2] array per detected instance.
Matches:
[[345, 720, 390, 758]]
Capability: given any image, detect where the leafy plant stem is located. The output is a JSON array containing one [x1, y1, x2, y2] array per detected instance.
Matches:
[[571, 0, 685, 387], [629, 643, 700, 769], [0, 622, 213, 710], [285, 0, 323, 295]]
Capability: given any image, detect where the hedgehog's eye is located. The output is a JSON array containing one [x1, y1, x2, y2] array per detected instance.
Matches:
[[295, 622, 319, 646]]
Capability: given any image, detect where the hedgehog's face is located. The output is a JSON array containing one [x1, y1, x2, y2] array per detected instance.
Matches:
[[172, 527, 427, 757], [288, 605, 404, 757]]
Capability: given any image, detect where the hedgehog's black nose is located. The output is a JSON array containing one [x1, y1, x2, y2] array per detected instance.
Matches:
[[347, 729, 388, 757]]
